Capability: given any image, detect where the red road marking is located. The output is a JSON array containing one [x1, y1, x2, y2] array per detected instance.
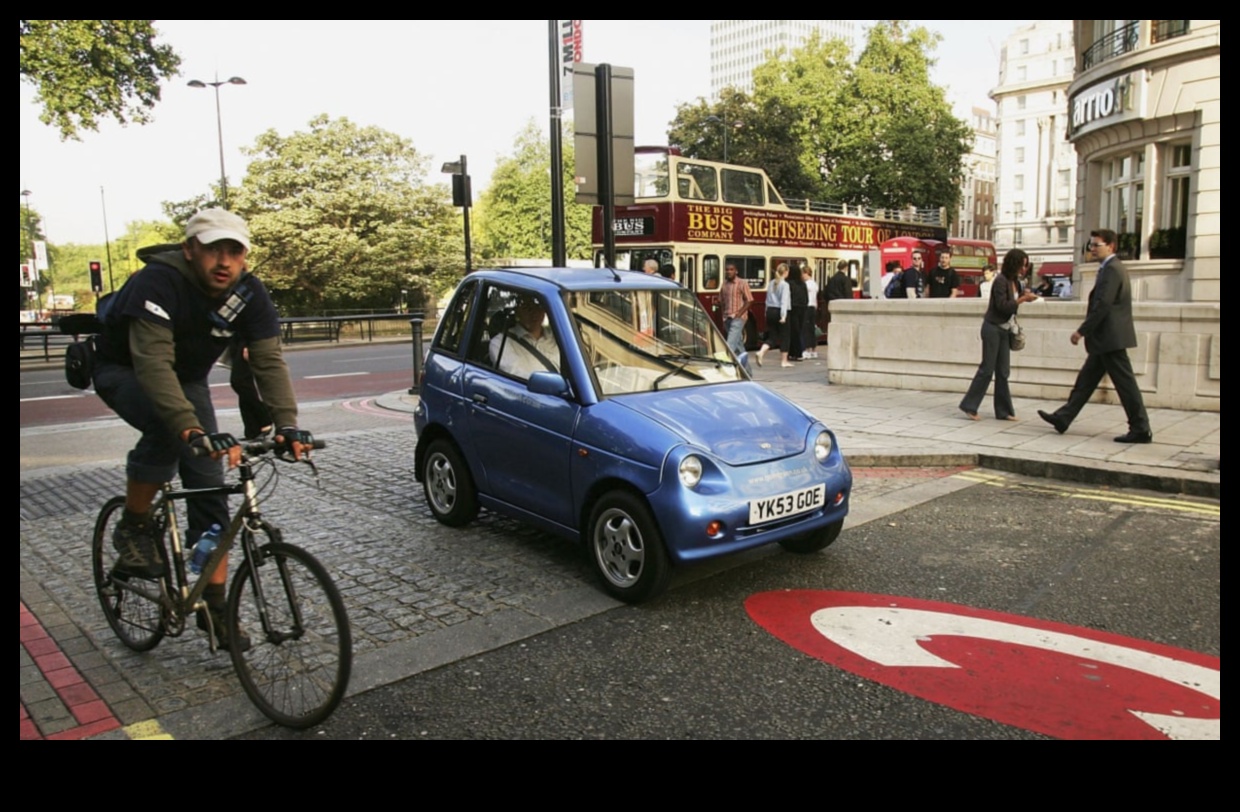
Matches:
[[746, 590, 1219, 740], [19, 601, 121, 740]]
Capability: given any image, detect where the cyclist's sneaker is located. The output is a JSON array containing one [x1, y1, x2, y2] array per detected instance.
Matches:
[[111, 513, 166, 579], [197, 604, 251, 653]]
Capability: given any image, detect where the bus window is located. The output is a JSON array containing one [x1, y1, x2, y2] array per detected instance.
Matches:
[[725, 255, 767, 289], [676, 162, 718, 201], [721, 168, 765, 207], [634, 153, 670, 199], [678, 255, 696, 287], [703, 256, 721, 291]]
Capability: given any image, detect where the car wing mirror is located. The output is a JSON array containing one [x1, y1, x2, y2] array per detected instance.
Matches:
[[527, 371, 571, 397]]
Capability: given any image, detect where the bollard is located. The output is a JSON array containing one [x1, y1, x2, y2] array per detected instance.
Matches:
[[408, 314, 424, 395]]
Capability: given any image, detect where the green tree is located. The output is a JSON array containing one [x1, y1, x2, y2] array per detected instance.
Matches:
[[474, 122, 593, 263], [673, 24, 970, 215], [19, 20, 181, 139], [233, 114, 462, 313], [666, 87, 819, 200], [828, 21, 972, 212]]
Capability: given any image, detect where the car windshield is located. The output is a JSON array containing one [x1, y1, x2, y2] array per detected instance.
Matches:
[[569, 287, 743, 395]]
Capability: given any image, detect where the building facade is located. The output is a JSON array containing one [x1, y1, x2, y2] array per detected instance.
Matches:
[[990, 20, 1078, 275], [955, 107, 996, 241], [1068, 20, 1219, 302], [709, 20, 857, 98]]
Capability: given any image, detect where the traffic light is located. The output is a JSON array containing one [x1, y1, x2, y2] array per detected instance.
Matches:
[[89, 260, 103, 293]]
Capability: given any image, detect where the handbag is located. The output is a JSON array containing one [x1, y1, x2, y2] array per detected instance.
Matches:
[[1008, 316, 1026, 352]]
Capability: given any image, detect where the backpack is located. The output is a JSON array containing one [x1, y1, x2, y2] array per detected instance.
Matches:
[[61, 293, 113, 390], [883, 271, 904, 300]]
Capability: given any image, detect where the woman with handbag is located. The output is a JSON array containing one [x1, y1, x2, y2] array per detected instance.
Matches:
[[959, 249, 1040, 421], [755, 263, 792, 367]]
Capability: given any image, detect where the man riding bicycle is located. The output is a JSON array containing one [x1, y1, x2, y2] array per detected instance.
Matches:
[[93, 209, 313, 651]]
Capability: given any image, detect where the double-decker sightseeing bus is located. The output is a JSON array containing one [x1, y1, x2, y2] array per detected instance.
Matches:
[[591, 148, 948, 347], [880, 236, 998, 297]]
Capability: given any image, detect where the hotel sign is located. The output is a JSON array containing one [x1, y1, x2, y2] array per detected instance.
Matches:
[[1070, 73, 1138, 138]]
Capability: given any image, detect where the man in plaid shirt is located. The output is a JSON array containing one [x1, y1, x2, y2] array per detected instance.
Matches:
[[720, 262, 753, 358]]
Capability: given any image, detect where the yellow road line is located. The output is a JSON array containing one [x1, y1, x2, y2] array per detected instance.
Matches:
[[123, 719, 173, 740], [951, 471, 1219, 517]]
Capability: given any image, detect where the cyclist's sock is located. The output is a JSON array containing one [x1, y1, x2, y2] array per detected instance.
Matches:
[[121, 508, 152, 529], [204, 582, 226, 609]]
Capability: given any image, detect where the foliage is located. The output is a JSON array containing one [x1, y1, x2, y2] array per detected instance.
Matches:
[[474, 122, 593, 263], [162, 185, 224, 231], [667, 87, 820, 200], [232, 115, 463, 313], [666, 23, 971, 214], [19, 20, 181, 139], [19, 205, 44, 263], [829, 21, 972, 212]]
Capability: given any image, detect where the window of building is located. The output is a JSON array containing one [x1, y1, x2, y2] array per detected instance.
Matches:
[[1013, 202, 1025, 218], [1165, 142, 1192, 230], [1017, 95, 1027, 110], [1056, 169, 1072, 216], [1015, 147, 1025, 164], [1102, 150, 1145, 258], [1016, 65, 1027, 82], [1014, 174, 1025, 192], [1019, 38, 1029, 55], [1015, 119, 1026, 137], [1013, 228, 1023, 245]]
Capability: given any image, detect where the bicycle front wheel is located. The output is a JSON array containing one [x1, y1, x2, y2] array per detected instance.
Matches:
[[228, 539, 352, 728], [92, 496, 166, 651]]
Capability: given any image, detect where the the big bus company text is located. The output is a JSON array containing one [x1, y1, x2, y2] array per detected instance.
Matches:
[[592, 147, 948, 348]]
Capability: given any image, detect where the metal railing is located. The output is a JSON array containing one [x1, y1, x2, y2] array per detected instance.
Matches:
[[1151, 20, 1190, 43], [1082, 21, 1140, 70], [781, 198, 947, 226]]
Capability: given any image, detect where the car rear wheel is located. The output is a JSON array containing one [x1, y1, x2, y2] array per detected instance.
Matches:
[[423, 439, 479, 527], [587, 492, 670, 604], [778, 519, 843, 554]]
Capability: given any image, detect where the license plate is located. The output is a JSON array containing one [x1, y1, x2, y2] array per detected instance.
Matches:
[[749, 484, 826, 525]]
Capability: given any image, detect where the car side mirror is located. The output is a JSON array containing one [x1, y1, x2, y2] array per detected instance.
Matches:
[[527, 371, 570, 397]]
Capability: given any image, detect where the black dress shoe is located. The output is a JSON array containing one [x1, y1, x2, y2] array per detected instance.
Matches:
[[1037, 410, 1067, 434], [1114, 431, 1153, 444]]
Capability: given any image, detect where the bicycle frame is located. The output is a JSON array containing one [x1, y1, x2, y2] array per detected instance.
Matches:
[[150, 454, 269, 635]]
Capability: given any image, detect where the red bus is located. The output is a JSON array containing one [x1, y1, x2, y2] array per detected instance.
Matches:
[[879, 236, 998, 298], [592, 148, 947, 347]]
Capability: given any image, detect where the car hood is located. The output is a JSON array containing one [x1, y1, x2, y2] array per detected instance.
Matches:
[[612, 382, 812, 466]]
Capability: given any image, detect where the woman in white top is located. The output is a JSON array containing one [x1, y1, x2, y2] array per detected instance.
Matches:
[[755, 263, 792, 368]]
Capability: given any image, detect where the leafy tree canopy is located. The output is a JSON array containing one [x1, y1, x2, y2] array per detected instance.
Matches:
[[667, 22, 971, 215], [474, 122, 594, 263], [19, 20, 181, 139], [232, 114, 462, 313]]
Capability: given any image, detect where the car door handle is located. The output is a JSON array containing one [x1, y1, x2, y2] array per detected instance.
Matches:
[[471, 393, 488, 405]]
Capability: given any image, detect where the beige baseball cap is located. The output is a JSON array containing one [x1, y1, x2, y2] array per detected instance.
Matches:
[[186, 209, 251, 251]]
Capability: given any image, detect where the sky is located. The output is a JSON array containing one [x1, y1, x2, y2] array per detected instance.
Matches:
[[19, 20, 1030, 246]]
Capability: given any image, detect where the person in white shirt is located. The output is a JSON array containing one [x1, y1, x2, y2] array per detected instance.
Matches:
[[801, 265, 820, 359], [489, 295, 561, 379]]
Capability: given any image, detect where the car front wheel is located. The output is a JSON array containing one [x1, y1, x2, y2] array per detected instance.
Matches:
[[423, 439, 479, 527], [587, 492, 671, 603], [778, 519, 843, 554]]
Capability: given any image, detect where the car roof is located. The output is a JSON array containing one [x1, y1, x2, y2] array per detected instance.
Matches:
[[466, 267, 681, 294]]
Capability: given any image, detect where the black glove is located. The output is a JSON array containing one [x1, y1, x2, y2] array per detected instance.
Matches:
[[187, 431, 240, 454], [276, 427, 314, 452]]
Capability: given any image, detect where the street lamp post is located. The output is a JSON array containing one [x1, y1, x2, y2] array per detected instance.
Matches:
[[705, 115, 744, 163], [187, 75, 247, 209], [441, 156, 473, 274]]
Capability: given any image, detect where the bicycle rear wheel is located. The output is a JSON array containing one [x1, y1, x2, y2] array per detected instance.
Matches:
[[91, 496, 166, 651], [228, 538, 352, 728]]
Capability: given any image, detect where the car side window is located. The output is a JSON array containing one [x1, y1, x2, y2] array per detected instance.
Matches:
[[435, 279, 477, 356], [472, 285, 562, 382]]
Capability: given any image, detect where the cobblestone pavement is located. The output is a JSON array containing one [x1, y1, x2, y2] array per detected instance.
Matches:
[[20, 362, 1219, 738], [20, 416, 975, 738]]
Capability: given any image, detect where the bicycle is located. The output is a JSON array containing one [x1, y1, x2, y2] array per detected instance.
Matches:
[[91, 437, 352, 729]]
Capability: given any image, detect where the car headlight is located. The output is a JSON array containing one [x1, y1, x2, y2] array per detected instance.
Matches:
[[679, 455, 703, 488], [814, 431, 833, 463]]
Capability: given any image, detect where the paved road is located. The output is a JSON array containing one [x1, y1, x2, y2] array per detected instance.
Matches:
[[236, 472, 1219, 739]]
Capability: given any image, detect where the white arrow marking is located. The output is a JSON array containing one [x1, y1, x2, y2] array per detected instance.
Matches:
[[812, 606, 1220, 740]]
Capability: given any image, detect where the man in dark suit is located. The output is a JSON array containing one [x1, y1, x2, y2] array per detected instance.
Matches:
[[1039, 229, 1152, 443]]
